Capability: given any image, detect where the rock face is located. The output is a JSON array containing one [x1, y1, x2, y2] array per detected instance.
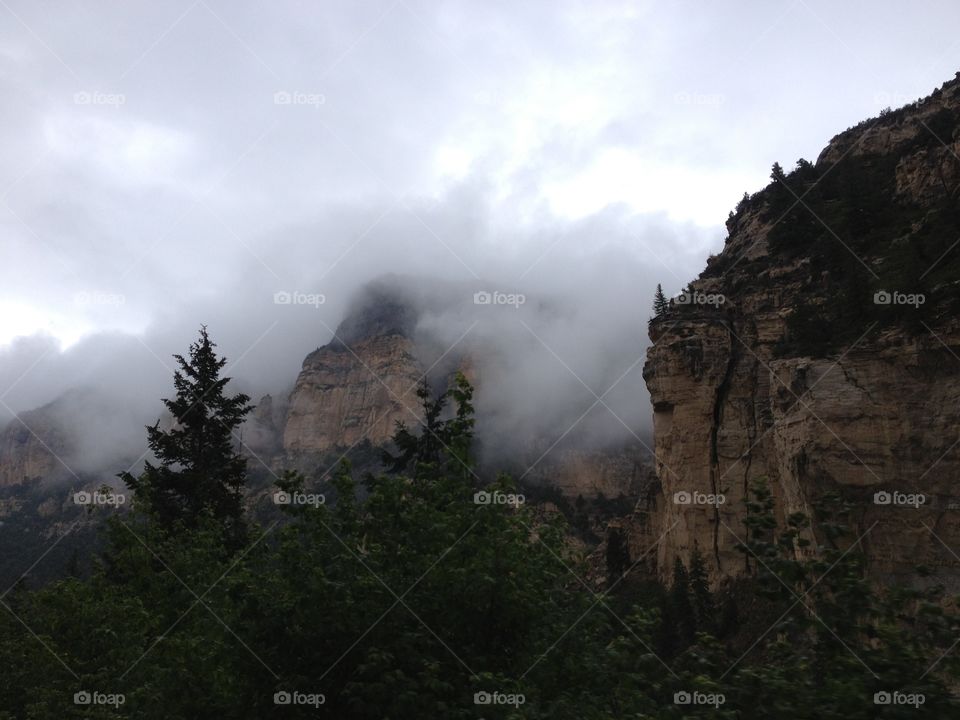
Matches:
[[0, 281, 652, 504], [282, 333, 424, 459], [524, 445, 654, 499], [280, 279, 435, 464], [632, 74, 960, 589], [279, 286, 652, 502], [0, 405, 71, 487]]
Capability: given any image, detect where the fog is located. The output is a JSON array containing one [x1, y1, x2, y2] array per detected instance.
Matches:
[[0, 191, 716, 476], [1, 0, 957, 479]]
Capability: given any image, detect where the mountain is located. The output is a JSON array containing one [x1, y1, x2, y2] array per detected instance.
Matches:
[[0, 402, 71, 487], [609, 73, 960, 589], [0, 278, 651, 516], [281, 290, 427, 462], [271, 277, 653, 504]]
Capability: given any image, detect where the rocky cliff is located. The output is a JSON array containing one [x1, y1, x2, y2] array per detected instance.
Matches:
[[0, 403, 71, 487], [627, 73, 960, 589], [278, 281, 652, 502], [282, 332, 424, 461]]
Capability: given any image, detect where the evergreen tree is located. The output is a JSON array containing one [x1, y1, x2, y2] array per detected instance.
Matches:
[[658, 556, 696, 657], [382, 371, 475, 482], [688, 545, 716, 633], [120, 326, 252, 538], [652, 283, 669, 317], [605, 526, 630, 585], [670, 556, 696, 648], [770, 161, 786, 182]]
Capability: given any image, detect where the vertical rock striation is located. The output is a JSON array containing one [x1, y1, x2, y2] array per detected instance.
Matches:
[[636, 73, 960, 588]]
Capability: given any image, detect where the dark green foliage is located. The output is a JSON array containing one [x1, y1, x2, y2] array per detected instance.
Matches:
[[0, 479, 103, 589], [381, 372, 474, 482], [762, 116, 960, 356], [657, 557, 696, 657], [605, 526, 630, 584], [707, 100, 960, 355], [689, 546, 716, 634], [1, 378, 960, 717], [652, 283, 669, 317], [119, 326, 252, 541]]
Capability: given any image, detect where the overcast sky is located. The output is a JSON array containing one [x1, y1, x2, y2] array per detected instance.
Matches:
[[1, 0, 958, 423]]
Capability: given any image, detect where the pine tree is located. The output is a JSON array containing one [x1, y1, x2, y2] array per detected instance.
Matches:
[[605, 526, 630, 585], [670, 556, 696, 649], [658, 556, 696, 657], [652, 284, 669, 317], [688, 545, 716, 633], [382, 371, 475, 481], [120, 326, 252, 537]]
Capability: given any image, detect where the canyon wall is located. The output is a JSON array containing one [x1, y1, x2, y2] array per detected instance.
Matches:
[[628, 73, 960, 588]]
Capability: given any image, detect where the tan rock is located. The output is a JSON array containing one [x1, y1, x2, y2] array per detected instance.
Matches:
[[282, 334, 425, 457], [633, 74, 960, 589]]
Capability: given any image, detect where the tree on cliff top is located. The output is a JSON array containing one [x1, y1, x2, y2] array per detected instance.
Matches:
[[652, 283, 669, 317]]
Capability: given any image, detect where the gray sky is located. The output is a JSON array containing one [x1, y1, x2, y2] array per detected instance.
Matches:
[[1, 0, 958, 429]]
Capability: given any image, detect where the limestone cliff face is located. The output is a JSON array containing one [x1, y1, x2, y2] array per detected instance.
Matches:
[[282, 333, 424, 459], [0, 405, 71, 487], [634, 74, 960, 588], [281, 280, 430, 461], [0, 286, 650, 504], [525, 445, 654, 499], [279, 292, 651, 503]]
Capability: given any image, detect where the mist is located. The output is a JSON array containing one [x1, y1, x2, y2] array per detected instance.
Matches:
[[2, 0, 956, 481], [0, 186, 717, 479]]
